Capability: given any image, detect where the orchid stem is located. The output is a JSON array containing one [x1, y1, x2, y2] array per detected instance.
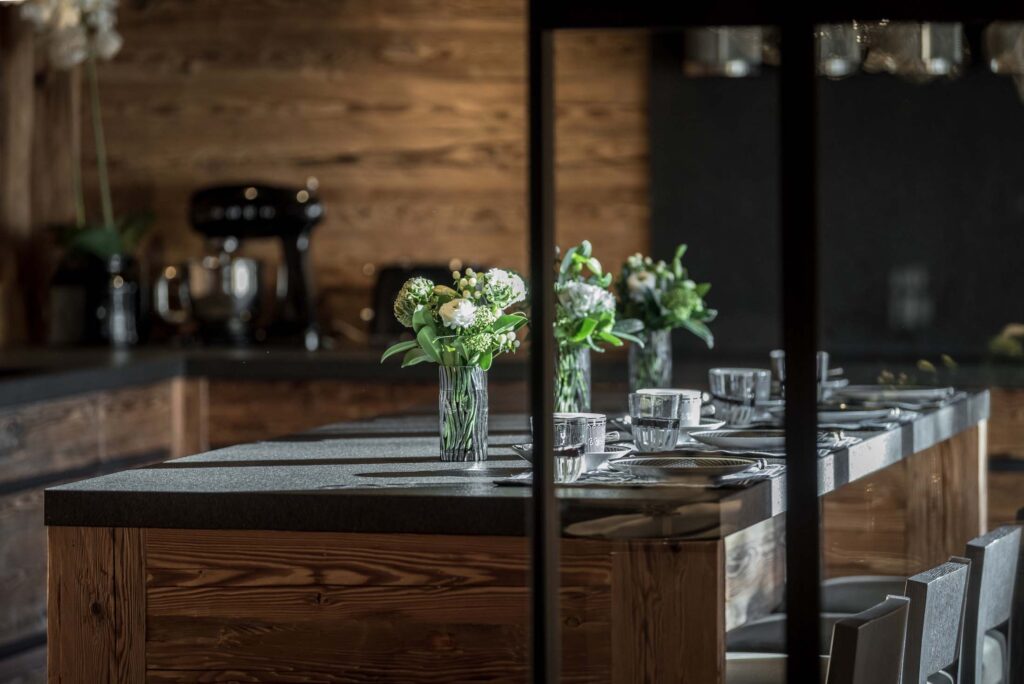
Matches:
[[86, 51, 114, 232]]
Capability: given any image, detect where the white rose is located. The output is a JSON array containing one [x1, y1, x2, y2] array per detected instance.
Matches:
[[626, 271, 657, 302], [438, 298, 477, 329]]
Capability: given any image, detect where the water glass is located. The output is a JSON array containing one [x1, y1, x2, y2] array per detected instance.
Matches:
[[636, 389, 702, 427], [629, 392, 681, 452]]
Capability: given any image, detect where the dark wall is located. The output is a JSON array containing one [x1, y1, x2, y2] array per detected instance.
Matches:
[[650, 34, 1024, 363]]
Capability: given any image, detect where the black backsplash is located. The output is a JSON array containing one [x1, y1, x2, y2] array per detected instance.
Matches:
[[650, 34, 1024, 364]]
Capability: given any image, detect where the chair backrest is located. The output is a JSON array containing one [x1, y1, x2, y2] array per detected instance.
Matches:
[[903, 557, 971, 684], [826, 595, 911, 684], [961, 526, 1022, 684]]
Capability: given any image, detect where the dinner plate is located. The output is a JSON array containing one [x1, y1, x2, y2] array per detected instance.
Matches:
[[690, 429, 787, 450], [817, 407, 900, 423], [608, 453, 759, 480], [834, 385, 955, 403]]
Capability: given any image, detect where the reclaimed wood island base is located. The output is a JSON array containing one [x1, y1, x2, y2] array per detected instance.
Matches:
[[46, 397, 987, 683]]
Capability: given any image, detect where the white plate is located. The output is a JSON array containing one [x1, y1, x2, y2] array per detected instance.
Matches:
[[609, 453, 759, 479], [690, 429, 787, 450], [835, 385, 955, 402], [677, 418, 727, 442], [818, 407, 899, 422]]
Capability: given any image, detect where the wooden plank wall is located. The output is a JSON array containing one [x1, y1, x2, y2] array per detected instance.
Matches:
[[86, 0, 650, 332]]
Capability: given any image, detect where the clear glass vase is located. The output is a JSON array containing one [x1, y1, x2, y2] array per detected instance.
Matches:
[[438, 365, 489, 462], [629, 328, 673, 392], [555, 346, 591, 413]]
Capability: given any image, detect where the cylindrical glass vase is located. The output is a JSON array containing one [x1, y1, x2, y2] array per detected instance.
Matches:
[[438, 365, 488, 462], [555, 345, 591, 413], [629, 328, 673, 392]]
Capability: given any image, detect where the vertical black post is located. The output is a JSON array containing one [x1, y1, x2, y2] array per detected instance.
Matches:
[[527, 4, 559, 683], [780, 18, 822, 684]]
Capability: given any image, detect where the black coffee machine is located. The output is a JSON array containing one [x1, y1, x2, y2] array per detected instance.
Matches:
[[189, 183, 324, 350]]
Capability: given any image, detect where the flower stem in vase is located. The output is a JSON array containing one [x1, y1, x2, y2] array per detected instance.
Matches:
[[629, 328, 673, 391], [555, 346, 591, 413], [439, 365, 488, 462]]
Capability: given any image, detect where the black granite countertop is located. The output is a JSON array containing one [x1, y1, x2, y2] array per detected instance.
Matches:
[[45, 391, 988, 540]]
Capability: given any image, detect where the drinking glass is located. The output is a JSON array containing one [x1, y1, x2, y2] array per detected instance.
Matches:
[[629, 392, 681, 452], [636, 389, 702, 427]]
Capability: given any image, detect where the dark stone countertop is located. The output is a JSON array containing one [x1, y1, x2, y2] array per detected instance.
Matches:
[[45, 391, 989, 540]]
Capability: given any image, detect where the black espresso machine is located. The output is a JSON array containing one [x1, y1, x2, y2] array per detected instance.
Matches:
[[185, 183, 324, 350]]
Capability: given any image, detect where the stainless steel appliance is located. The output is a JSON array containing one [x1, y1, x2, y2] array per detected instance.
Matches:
[[157, 182, 324, 348]]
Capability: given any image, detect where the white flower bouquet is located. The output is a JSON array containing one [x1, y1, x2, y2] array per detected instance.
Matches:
[[616, 244, 716, 390], [554, 241, 643, 411], [381, 267, 528, 370], [381, 267, 528, 462]]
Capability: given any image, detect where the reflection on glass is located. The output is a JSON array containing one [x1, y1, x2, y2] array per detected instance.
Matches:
[[816, 23, 862, 79], [863, 21, 966, 81], [683, 26, 764, 78]]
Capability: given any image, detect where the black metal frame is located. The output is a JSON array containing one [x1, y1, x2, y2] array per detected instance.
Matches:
[[527, 4, 1024, 683]]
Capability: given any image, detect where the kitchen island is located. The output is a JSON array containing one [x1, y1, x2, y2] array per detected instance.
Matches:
[[45, 393, 988, 683]]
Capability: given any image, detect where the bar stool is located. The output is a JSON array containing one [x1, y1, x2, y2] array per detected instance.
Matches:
[[728, 558, 972, 683], [730, 527, 1021, 683], [727, 595, 910, 684], [961, 527, 1021, 684]]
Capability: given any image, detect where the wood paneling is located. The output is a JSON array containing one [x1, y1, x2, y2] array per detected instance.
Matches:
[[46, 526, 146, 683], [612, 539, 725, 683], [170, 377, 209, 458], [206, 378, 525, 446], [86, 0, 649, 334], [144, 528, 612, 682], [823, 425, 984, 578], [0, 488, 46, 648]]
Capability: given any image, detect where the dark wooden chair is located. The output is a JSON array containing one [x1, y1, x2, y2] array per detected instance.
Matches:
[[726, 595, 911, 684]]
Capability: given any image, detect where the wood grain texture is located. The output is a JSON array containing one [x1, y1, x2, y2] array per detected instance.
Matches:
[[206, 378, 527, 446], [988, 388, 1024, 459], [47, 526, 146, 683], [145, 529, 612, 682], [85, 0, 649, 335], [170, 377, 209, 458], [612, 540, 725, 683], [724, 515, 785, 631], [823, 426, 983, 578], [0, 488, 46, 647]]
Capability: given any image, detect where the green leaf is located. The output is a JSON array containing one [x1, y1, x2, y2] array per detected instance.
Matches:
[[559, 245, 578, 275], [595, 331, 624, 347], [65, 227, 123, 261], [416, 326, 441, 362], [613, 331, 644, 345], [579, 240, 592, 258], [680, 318, 714, 349], [587, 257, 603, 276], [695, 282, 712, 297], [412, 307, 432, 333], [492, 313, 528, 332], [380, 339, 418, 363], [401, 348, 431, 367], [613, 318, 644, 334], [571, 317, 598, 342], [478, 350, 493, 371]]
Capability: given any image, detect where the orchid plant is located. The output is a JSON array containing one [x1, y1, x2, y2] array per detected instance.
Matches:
[[381, 268, 529, 371], [616, 244, 716, 347], [21, 0, 151, 261]]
